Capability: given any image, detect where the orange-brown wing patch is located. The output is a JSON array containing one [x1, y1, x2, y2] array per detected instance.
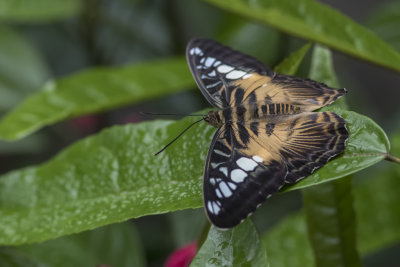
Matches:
[[233, 73, 346, 111], [239, 111, 348, 183]]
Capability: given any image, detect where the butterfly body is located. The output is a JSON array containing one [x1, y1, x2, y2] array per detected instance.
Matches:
[[186, 39, 349, 229]]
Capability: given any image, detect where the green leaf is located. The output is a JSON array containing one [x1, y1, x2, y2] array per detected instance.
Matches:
[[356, 130, 400, 255], [356, 163, 400, 255], [309, 44, 347, 110], [263, 133, 400, 266], [274, 43, 311, 75], [0, 248, 43, 267], [0, 40, 311, 142], [309, 45, 340, 88], [263, 212, 314, 267], [303, 178, 361, 267], [190, 219, 268, 266], [366, 0, 400, 52], [203, 0, 400, 72], [0, 0, 82, 22], [0, 117, 211, 245], [301, 44, 361, 267], [168, 209, 206, 247], [0, 24, 50, 112], [0, 108, 388, 245], [217, 15, 283, 66], [16, 222, 145, 267], [0, 57, 195, 141]]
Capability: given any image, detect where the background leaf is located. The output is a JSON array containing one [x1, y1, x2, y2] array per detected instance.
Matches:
[[190, 219, 268, 266], [366, 0, 400, 52], [0, 248, 43, 267], [0, 24, 50, 112], [204, 0, 400, 72], [274, 43, 311, 75], [356, 130, 400, 255], [0, 0, 82, 22], [0, 58, 194, 141], [301, 44, 361, 267], [15, 222, 146, 267], [263, 212, 313, 267], [0, 117, 211, 245], [303, 178, 361, 267], [263, 130, 400, 266]]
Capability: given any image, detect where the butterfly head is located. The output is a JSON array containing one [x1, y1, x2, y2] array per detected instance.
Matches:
[[204, 111, 222, 128]]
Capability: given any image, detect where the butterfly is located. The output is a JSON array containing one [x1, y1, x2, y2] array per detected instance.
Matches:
[[185, 38, 349, 229]]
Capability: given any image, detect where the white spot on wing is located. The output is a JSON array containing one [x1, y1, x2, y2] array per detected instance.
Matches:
[[209, 178, 216, 185], [207, 201, 214, 214], [212, 202, 221, 214], [231, 169, 247, 183], [252, 155, 263, 163], [190, 47, 203, 56], [219, 167, 228, 176], [228, 182, 237, 190], [205, 57, 215, 67], [236, 157, 258, 171], [213, 60, 221, 66], [225, 70, 247, 79], [243, 73, 253, 79], [211, 162, 223, 169], [208, 70, 216, 77], [219, 182, 232, 197], [217, 64, 234, 73], [214, 149, 230, 158], [216, 189, 223, 199]]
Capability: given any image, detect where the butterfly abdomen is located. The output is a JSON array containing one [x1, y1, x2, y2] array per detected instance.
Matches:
[[210, 103, 300, 125]]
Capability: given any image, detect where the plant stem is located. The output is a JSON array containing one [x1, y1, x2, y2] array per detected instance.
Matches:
[[385, 153, 400, 164]]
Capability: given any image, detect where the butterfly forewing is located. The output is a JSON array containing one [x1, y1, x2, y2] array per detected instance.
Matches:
[[186, 38, 346, 111], [186, 38, 272, 108]]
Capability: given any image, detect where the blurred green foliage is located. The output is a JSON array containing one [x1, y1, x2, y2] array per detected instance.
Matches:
[[0, 0, 399, 266]]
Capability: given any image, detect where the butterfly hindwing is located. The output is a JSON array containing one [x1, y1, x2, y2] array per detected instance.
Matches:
[[273, 111, 348, 183], [204, 111, 348, 227], [203, 124, 287, 229], [239, 110, 348, 183]]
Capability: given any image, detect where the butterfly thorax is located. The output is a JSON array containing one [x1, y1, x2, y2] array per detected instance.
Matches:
[[205, 103, 300, 128]]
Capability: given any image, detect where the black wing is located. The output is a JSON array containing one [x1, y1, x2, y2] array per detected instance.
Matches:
[[203, 124, 287, 229], [186, 38, 272, 109], [203, 111, 348, 228], [186, 38, 346, 111]]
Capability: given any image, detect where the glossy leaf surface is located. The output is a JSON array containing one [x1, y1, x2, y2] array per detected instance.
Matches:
[[204, 0, 400, 72], [0, 57, 194, 141], [0, 108, 388, 245], [301, 44, 361, 267], [303, 178, 361, 267], [17, 222, 145, 267], [190, 220, 267, 266], [274, 43, 311, 75]]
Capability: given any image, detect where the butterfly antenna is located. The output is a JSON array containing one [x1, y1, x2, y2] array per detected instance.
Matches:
[[154, 118, 205, 156], [140, 112, 206, 117]]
